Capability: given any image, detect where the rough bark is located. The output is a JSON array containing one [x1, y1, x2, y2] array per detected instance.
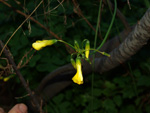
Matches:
[[36, 26, 131, 99], [37, 8, 150, 101], [95, 8, 150, 73]]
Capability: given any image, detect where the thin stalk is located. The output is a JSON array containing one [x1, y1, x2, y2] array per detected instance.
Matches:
[[97, 0, 117, 50], [58, 40, 75, 49], [90, 0, 117, 112], [128, 62, 138, 97], [91, 0, 103, 112], [107, 0, 122, 42], [0, 0, 43, 57], [94, 1, 102, 49], [90, 48, 110, 57]]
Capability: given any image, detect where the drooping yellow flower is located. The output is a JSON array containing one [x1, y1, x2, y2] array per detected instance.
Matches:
[[32, 39, 57, 50], [72, 58, 83, 85], [1, 74, 15, 82], [3, 77, 11, 82], [85, 40, 90, 59]]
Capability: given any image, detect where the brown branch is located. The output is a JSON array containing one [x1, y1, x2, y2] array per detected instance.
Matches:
[[0, 0, 74, 54], [0, 0, 60, 40], [95, 8, 150, 73], [103, 0, 131, 31], [12, 0, 28, 13], [72, 0, 96, 32], [0, 40, 43, 113], [17, 48, 34, 69], [37, 26, 133, 100], [127, 0, 131, 9], [37, 5, 150, 99], [72, 0, 104, 40]]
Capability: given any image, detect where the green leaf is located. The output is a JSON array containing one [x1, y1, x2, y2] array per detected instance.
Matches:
[[82, 109, 88, 113], [113, 95, 122, 107], [51, 55, 65, 65], [122, 86, 136, 99], [102, 99, 117, 113], [26, 26, 45, 37], [52, 94, 64, 105], [93, 88, 102, 97], [59, 101, 70, 113], [120, 105, 136, 113], [104, 81, 116, 89], [20, 35, 29, 47], [146, 105, 150, 113], [133, 69, 141, 77], [137, 76, 150, 86], [113, 77, 126, 88], [135, 97, 141, 106], [29, 54, 41, 67], [86, 98, 102, 111], [65, 90, 72, 100]]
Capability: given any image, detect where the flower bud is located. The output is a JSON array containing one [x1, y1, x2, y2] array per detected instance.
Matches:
[[71, 58, 76, 69], [85, 40, 90, 59], [74, 40, 80, 51], [32, 39, 57, 50]]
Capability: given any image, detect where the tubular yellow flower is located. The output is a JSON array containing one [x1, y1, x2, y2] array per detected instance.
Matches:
[[32, 39, 57, 50], [85, 40, 90, 59], [3, 77, 10, 82], [2, 74, 15, 82], [72, 58, 83, 85]]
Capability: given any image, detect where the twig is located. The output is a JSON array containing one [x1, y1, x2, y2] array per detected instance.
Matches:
[[46, 0, 65, 13], [0, 0, 60, 40], [0, 0, 43, 56], [0, 40, 43, 113], [13, 0, 28, 13], [127, 0, 131, 9], [17, 48, 34, 69], [0, 0, 74, 54], [103, 0, 131, 31], [72, 0, 96, 32]]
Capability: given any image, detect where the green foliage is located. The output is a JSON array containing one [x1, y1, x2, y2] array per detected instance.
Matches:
[[0, 0, 150, 113], [45, 58, 150, 113]]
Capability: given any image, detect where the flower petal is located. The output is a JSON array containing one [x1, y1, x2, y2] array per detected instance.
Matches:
[[72, 58, 83, 85]]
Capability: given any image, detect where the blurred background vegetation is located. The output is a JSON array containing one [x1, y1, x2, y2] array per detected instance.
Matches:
[[0, 0, 150, 113]]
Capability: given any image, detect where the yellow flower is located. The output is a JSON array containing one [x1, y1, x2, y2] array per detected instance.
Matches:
[[32, 39, 57, 50], [3, 77, 10, 82], [72, 58, 83, 85], [1, 74, 15, 82], [85, 40, 90, 59]]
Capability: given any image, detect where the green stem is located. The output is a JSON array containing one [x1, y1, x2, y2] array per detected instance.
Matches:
[[58, 40, 75, 49], [82, 39, 88, 49], [90, 48, 110, 57], [94, 0, 102, 49], [128, 62, 138, 97], [91, 0, 103, 112], [97, 0, 117, 50]]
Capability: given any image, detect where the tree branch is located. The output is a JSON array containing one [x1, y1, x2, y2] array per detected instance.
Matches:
[[0, 0, 74, 54], [95, 8, 150, 73], [0, 40, 43, 113], [37, 8, 150, 102], [72, 0, 96, 32], [37, 25, 132, 100]]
